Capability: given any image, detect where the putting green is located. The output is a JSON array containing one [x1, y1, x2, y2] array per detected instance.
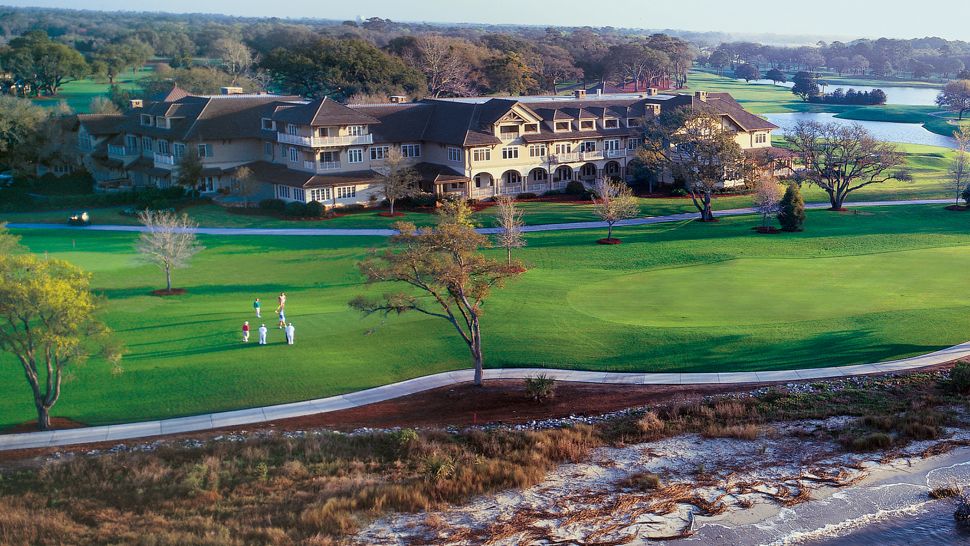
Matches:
[[569, 246, 970, 327]]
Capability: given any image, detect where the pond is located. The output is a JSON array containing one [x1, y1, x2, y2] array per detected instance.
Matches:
[[764, 112, 958, 148], [744, 79, 940, 106]]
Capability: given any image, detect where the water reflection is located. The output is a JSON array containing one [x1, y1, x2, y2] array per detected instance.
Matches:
[[764, 112, 958, 148]]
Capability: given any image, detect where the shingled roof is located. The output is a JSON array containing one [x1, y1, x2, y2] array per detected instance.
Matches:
[[272, 97, 380, 127], [77, 114, 126, 136]]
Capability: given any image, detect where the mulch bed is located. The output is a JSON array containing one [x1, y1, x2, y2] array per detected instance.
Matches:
[[1, 418, 86, 435], [150, 288, 186, 296], [753, 226, 781, 234], [945, 205, 968, 211], [377, 211, 406, 217], [597, 238, 622, 245]]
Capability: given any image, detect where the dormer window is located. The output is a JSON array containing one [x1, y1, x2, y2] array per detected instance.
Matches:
[[580, 120, 594, 130], [156, 117, 170, 129], [347, 125, 365, 136], [499, 125, 519, 139], [604, 119, 619, 129], [627, 118, 642, 127], [555, 121, 570, 132], [140, 114, 152, 126], [261, 118, 276, 131], [523, 123, 538, 133]]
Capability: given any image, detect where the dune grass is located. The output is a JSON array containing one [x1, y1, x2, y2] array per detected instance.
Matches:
[[2, 204, 970, 428]]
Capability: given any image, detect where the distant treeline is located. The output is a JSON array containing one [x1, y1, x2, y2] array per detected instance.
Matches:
[[809, 88, 887, 105], [0, 6, 697, 105]]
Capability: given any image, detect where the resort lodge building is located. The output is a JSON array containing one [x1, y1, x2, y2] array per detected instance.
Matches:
[[78, 87, 780, 207]]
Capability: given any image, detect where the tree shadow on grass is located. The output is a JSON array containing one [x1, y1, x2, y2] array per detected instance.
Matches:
[[97, 283, 312, 300]]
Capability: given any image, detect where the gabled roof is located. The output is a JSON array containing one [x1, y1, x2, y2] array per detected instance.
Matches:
[[272, 97, 380, 127], [77, 114, 126, 136], [153, 85, 191, 103]]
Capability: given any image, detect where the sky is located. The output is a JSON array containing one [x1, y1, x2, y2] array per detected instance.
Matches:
[[4, 0, 970, 41]]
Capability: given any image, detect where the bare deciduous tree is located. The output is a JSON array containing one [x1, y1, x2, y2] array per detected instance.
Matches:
[[786, 121, 909, 210], [951, 127, 970, 205], [493, 195, 525, 265], [592, 178, 641, 242], [377, 148, 419, 216], [405, 35, 473, 98], [232, 165, 259, 208], [350, 221, 523, 386], [214, 38, 255, 84], [136, 210, 204, 293], [753, 176, 783, 228]]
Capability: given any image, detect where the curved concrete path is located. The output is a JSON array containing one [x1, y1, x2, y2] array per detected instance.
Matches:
[[5, 199, 951, 237], [2, 340, 967, 452]]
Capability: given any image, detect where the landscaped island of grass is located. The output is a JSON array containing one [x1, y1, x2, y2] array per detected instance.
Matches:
[[3, 204, 970, 429]]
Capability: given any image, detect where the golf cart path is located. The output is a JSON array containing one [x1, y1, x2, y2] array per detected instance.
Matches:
[[5, 199, 952, 236], [2, 339, 968, 452]]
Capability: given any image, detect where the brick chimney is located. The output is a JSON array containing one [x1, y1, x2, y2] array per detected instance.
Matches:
[[695, 91, 708, 102], [389, 95, 407, 103], [646, 88, 658, 96], [129, 99, 143, 109], [220, 86, 244, 95], [574, 89, 587, 99]]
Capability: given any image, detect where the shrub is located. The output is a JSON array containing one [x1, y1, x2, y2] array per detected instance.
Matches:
[[543, 189, 563, 196], [341, 203, 365, 212], [524, 374, 557, 403], [636, 411, 665, 438], [564, 181, 585, 195], [284, 201, 308, 217], [620, 471, 661, 491], [670, 188, 688, 197], [847, 432, 892, 451], [306, 200, 326, 218], [950, 361, 970, 394], [259, 198, 286, 212], [702, 424, 760, 440], [516, 192, 537, 200], [402, 192, 437, 208], [778, 183, 806, 231], [962, 184, 970, 206]]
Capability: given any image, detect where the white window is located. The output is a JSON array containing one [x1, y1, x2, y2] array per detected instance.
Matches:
[[277, 185, 291, 199], [555, 143, 571, 155], [580, 120, 594, 130], [472, 148, 491, 162], [142, 136, 152, 151], [529, 144, 546, 158], [627, 118, 641, 127], [264, 142, 273, 157], [261, 118, 275, 131], [125, 135, 137, 151], [502, 146, 519, 160], [347, 125, 365, 136], [336, 186, 357, 199], [309, 188, 332, 202], [157, 140, 170, 154], [288, 147, 298, 162], [173, 143, 185, 159], [604, 139, 619, 152], [401, 143, 421, 158], [604, 119, 619, 129], [293, 188, 305, 201], [286, 124, 299, 135], [627, 138, 641, 150], [140, 114, 152, 126], [347, 148, 363, 163], [316, 127, 329, 137], [319, 150, 338, 163], [555, 121, 570, 131], [447, 147, 463, 162], [156, 117, 170, 129], [755, 133, 768, 144], [581, 141, 596, 152], [197, 144, 213, 158], [499, 125, 519, 139], [370, 146, 390, 160], [523, 123, 539, 133]]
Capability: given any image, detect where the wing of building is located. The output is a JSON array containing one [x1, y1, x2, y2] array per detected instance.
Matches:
[[77, 86, 782, 207]]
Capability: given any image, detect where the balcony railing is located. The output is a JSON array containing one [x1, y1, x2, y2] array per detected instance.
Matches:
[[550, 152, 580, 164], [153, 153, 175, 167], [303, 160, 341, 173], [278, 133, 373, 147], [604, 149, 627, 159], [581, 150, 604, 161]]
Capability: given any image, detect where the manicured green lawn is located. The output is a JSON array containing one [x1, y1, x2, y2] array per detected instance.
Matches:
[[3, 204, 970, 428], [30, 67, 150, 113]]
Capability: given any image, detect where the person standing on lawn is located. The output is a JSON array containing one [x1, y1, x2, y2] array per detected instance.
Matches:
[[285, 322, 295, 345], [242, 321, 250, 342], [278, 309, 286, 329], [253, 298, 261, 318], [276, 292, 286, 312], [258, 324, 268, 345]]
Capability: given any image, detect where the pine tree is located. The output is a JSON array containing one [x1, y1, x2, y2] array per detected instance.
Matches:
[[778, 183, 806, 232]]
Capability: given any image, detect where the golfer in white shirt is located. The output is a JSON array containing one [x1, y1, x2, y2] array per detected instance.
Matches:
[[285, 323, 295, 345], [258, 324, 268, 345]]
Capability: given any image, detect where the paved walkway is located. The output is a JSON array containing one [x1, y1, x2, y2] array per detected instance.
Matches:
[[2, 340, 967, 452], [5, 199, 952, 237]]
